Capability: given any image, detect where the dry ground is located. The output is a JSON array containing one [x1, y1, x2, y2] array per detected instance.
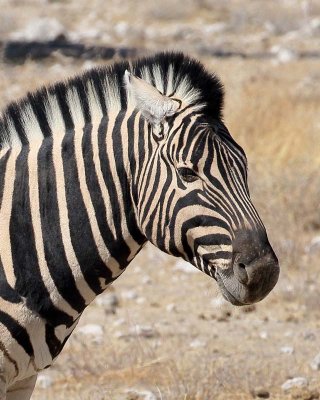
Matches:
[[0, 1, 320, 399]]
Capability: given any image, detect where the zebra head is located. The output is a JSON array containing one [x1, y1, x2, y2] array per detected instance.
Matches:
[[125, 56, 279, 306]]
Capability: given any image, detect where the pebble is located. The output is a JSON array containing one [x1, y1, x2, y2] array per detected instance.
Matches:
[[116, 325, 156, 340], [113, 318, 125, 326], [36, 374, 53, 389], [125, 388, 157, 400], [95, 293, 119, 311], [141, 275, 152, 284], [251, 388, 270, 398], [136, 297, 146, 304], [189, 339, 206, 348], [310, 353, 320, 371], [259, 331, 268, 340], [77, 324, 104, 344], [303, 331, 316, 341], [122, 289, 138, 300], [306, 236, 320, 254], [166, 303, 176, 312], [10, 17, 66, 42], [280, 346, 294, 355], [131, 325, 156, 338], [281, 377, 308, 391], [271, 45, 298, 63]]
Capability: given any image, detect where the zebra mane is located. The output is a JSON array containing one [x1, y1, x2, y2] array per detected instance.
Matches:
[[0, 52, 224, 149]]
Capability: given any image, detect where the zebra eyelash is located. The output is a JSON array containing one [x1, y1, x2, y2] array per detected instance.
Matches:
[[177, 167, 199, 183]]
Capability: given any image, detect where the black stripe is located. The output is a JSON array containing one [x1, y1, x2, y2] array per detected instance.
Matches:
[[52, 84, 74, 131], [141, 156, 162, 225], [82, 122, 115, 281], [99, 115, 137, 268], [0, 258, 22, 303], [38, 138, 86, 314], [89, 70, 107, 114], [75, 81, 91, 123], [112, 112, 145, 253], [45, 324, 62, 359], [62, 129, 106, 293], [10, 146, 73, 327], [178, 209, 230, 260], [0, 310, 34, 357], [6, 104, 28, 144], [0, 149, 10, 207], [27, 90, 52, 137]]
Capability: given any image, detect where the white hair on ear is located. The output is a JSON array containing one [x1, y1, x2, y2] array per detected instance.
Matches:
[[152, 65, 164, 94], [124, 70, 179, 125]]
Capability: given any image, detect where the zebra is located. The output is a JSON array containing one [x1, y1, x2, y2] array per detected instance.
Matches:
[[0, 52, 279, 399]]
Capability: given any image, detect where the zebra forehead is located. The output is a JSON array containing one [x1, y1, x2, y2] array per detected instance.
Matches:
[[0, 52, 224, 149]]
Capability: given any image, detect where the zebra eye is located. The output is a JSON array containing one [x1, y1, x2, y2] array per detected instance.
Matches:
[[178, 167, 198, 183]]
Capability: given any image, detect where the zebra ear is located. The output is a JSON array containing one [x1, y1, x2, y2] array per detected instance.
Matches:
[[124, 70, 179, 125]]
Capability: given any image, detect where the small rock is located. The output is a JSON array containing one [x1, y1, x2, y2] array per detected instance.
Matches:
[[141, 275, 152, 284], [122, 290, 138, 300], [303, 331, 316, 341], [271, 45, 298, 63], [131, 325, 156, 338], [281, 377, 308, 391], [306, 237, 320, 254], [78, 324, 103, 336], [36, 374, 53, 389], [166, 303, 176, 312], [113, 318, 125, 326], [136, 297, 146, 304], [310, 353, 320, 371], [189, 339, 206, 348], [202, 22, 227, 34], [77, 324, 104, 343], [10, 17, 66, 42], [95, 293, 119, 311], [280, 346, 294, 355], [259, 331, 268, 340], [251, 387, 270, 398], [125, 388, 157, 400]]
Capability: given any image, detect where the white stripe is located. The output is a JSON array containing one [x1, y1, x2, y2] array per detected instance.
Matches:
[[0, 147, 22, 287], [20, 104, 43, 142]]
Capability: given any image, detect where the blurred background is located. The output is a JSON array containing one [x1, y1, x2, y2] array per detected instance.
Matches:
[[0, 1, 320, 399]]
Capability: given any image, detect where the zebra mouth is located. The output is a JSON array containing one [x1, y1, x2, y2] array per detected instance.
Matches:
[[215, 270, 247, 306]]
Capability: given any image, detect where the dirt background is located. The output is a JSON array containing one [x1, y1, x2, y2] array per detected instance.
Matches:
[[1, 1, 320, 399]]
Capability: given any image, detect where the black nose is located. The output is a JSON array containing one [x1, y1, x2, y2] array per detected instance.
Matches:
[[233, 247, 279, 286], [232, 230, 279, 300]]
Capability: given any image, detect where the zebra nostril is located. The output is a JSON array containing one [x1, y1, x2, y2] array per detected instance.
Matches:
[[234, 262, 249, 285]]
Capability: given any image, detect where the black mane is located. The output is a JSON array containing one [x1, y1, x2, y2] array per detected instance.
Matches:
[[0, 52, 224, 149]]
